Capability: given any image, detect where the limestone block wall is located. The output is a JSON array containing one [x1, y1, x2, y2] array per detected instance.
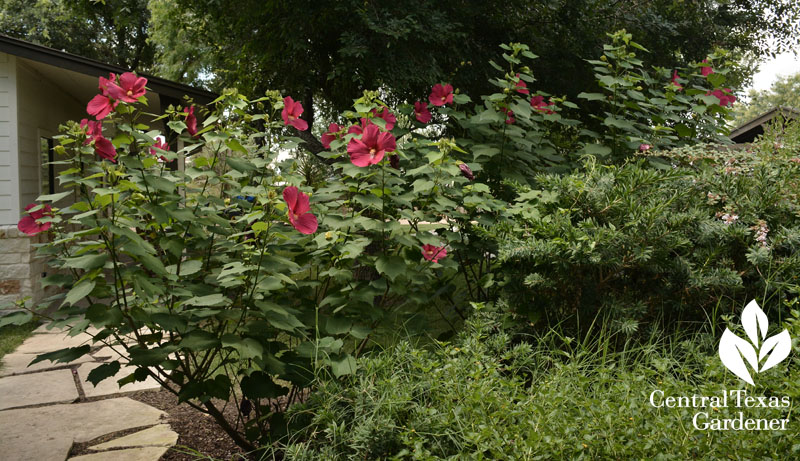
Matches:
[[0, 224, 47, 310]]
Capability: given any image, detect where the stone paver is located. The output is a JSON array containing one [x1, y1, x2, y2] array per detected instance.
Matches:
[[0, 351, 94, 377], [0, 369, 78, 410], [13, 331, 94, 354], [0, 397, 165, 461], [33, 324, 101, 336], [89, 424, 178, 451], [91, 346, 127, 362], [0, 321, 172, 461], [69, 446, 170, 461], [77, 362, 161, 398]]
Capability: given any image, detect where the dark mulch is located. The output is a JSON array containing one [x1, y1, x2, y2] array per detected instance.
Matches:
[[68, 388, 251, 460], [131, 389, 251, 460]]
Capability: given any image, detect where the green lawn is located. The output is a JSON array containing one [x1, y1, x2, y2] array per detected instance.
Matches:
[[0, 321, 38, 362]]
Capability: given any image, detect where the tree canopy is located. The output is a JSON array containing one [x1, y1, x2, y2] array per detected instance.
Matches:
[[2, 0, 799, 129], [0, 0, 154, 71], [148, 0, 800, 127]]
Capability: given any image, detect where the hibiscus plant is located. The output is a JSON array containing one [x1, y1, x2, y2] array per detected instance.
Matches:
[[2, 34, 738, 450]]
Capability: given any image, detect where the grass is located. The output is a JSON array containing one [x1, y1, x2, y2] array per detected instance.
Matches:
[[0, 320, 38, 363], [275, 304, 800, 460]]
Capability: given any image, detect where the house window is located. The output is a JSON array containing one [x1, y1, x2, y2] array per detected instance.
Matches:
[[40, 137, 54, 195]]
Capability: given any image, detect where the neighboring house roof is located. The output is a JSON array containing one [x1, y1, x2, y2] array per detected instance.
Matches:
[[729, 106, 799, 144], [0, 33, 216, 105]]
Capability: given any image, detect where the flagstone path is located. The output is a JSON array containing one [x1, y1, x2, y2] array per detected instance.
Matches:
[[0, 324, 178, 460]]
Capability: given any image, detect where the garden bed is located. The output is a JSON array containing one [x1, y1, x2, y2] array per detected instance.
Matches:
[[67, 389, 248, 460]]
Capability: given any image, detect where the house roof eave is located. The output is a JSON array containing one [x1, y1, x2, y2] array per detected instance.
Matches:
[[729, 106, 800, 143], [0, 34, 217, 105]]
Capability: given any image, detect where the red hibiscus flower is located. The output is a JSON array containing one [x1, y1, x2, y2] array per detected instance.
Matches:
[[150, 138, 170, 161], [707, 88, 736, 107], [18, 203, 53, 236], [459, 163, 474, 181], [93, 135, 117, 163], [421, 244, 447, 263], [370, 107, 396, 130], [281, 96, 308, 131], [347, 118, 373, 136], [514, 73, 530, 95], [184, 106, 198, 137], [347, 124, 396, 167], [501, 107, 515, 124], [108, 72, 148, 103], [321, 123, 342, 149], [98, 73, 119, 95], [671, 70, 683, 91], [79, 117, 115, 162], [80, 118, 103, 143], [414, 101, 432, 123], [86, 94, 118, 120], [531, 95, 555, 114], [389, 154, 400, 169], [429, 83, 454, 107], [701, 59, 714, 77], [282, 186, 318, 234]]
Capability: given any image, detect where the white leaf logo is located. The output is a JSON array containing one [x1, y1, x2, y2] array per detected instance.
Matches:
[[719, 300, 791, 384]]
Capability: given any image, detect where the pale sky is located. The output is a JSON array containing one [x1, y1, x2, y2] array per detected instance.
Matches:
[[748, 50, 800, 92]]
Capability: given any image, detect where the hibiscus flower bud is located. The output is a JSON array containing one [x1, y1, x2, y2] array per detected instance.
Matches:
[[459, 163, 474, 181], [240, 399, 252, 417], [389, 154, 400, 169]]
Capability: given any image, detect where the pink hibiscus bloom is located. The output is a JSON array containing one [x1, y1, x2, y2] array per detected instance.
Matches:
[[459, 163, 474, 181], [429, 83, 454, 107], [707, 88, 736, 107], [501, 107, 515, 124], [184, 106, 198, 137], [86, 94, 117, 120], [701, 59, 714, 77], [321, 123, 342, 149], [108, 72, 148, 103], [514, 73, 530, 95], [347, 124, 396, 167], [671, 70, 683, 91], [79, 118, 115, 162], [150, 138, 170, 161], [370, 107, 396, 130], [531, 95, 555, 114], [414, 101, 432, 123], [282, 186, 318, 234], [347, 118, 372, 136], [18, 203, 53, 236], [281, 96, 308, 131], [80, 118, 103, 143], [93, 136, 117, 163], [421, 244, 447, 263], [98, 73, 119, 96]]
